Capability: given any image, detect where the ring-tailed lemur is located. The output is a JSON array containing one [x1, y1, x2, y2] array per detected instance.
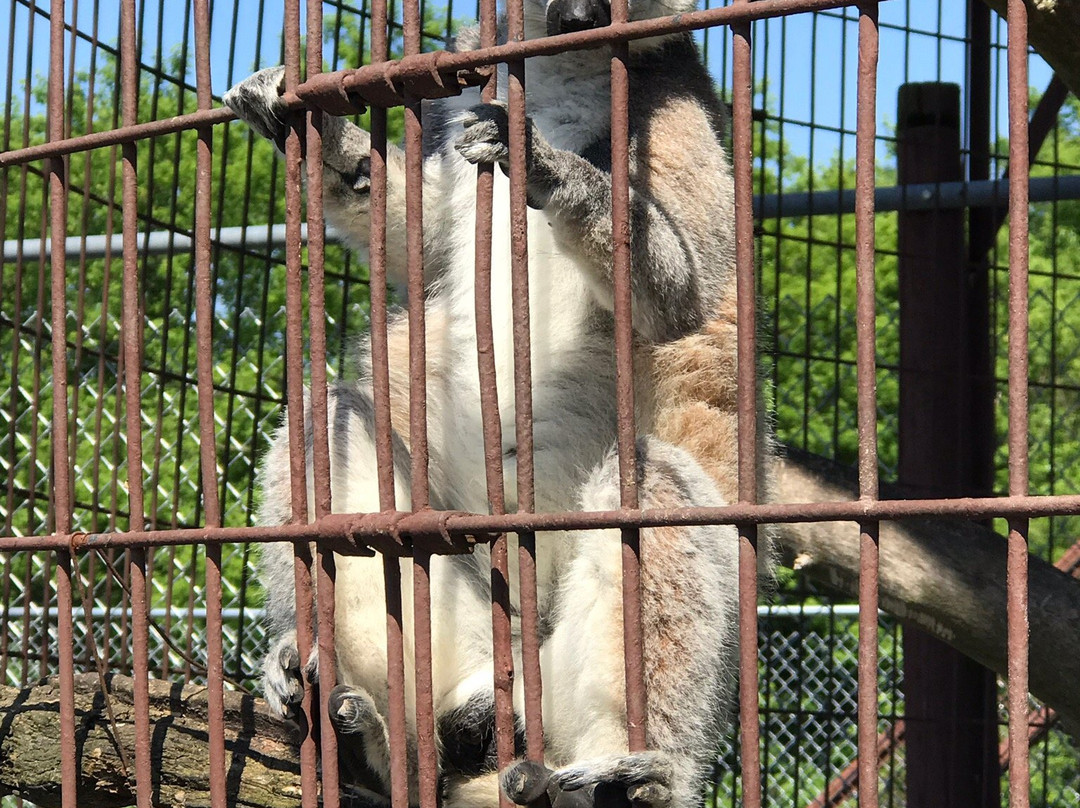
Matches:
[[225, 0, 770, 805]]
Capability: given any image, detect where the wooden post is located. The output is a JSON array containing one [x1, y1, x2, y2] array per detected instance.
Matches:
[[896, 81, 1001, 808]]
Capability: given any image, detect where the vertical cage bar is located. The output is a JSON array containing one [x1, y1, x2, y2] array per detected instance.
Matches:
[[283, 1, 318, 805], [192, 1, 226, 805], [471, 0, 516, 790], [854, 5, 879, 807], [119, 0, 152, 802], [1005, 1, 1030, 806], [401, 1, 437, 806], [608, 0, 645, 754], [731, 6, 760, 807], [47, 1, 77, 805], [504, 0, 543, 762], [306, 1, 341, 805], [367, 0, 409, 804]]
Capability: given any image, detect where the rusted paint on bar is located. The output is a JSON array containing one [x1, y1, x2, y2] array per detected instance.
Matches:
[[118, 0, 152, 803], [855, 7, 880, 808], [414, 548, 440, 808], [283, 3, 319, 806], [471, 0, 516, 789], [10, 490, 1080, 553], [0, 106, 235, 168], [0, 0, 901, 172], [306, 0, 341, 804], [732, 5, 760, 806], [609, 0, 646, 755], [192, 1, 226, 805], [1006, 0, 1031, 805], [505, 0, 545, 763], [47, 1, 77, 806], [402, 2, 437, 806], [369, 0, 409, 805]]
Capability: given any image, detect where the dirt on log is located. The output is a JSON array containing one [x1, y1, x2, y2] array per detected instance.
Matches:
[[0, 673, 302, 808]]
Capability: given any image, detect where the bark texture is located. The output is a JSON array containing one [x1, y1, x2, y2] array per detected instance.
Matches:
[[0, 673, 303, 808]]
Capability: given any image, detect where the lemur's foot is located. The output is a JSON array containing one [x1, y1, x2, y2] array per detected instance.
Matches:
[[224, 66, 290, 151], [261, 629, 319, 717], [328, 684, 383, 736], [454, 102, 555, 209], [502, 755, 673, 808], [553, 752, 673, 797]]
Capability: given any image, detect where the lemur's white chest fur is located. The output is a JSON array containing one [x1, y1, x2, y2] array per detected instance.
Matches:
[[421, 48, 617, 520]]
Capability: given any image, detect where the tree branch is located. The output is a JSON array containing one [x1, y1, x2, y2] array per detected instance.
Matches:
[[980, 0, 1080, 98], [774, 447, 1080, 737]]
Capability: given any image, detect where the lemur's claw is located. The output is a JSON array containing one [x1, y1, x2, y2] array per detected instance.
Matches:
[[455, 102, 511, 167], [260, 629, 319, 718]]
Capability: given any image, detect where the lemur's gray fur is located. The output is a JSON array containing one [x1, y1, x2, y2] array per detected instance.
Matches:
[[225, 0, 756, 806]]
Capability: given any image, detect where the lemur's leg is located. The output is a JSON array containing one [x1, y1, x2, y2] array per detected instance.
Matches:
[[223, 67, 408, 281], [502, 438, 740, 808], [455, 103, 715, 344], [254, 380, 417, 794]]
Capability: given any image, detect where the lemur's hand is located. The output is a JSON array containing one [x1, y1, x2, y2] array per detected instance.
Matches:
[[225, 67, 373, 195], [456, 102, 558, 209], [224, 66, 291, 152]]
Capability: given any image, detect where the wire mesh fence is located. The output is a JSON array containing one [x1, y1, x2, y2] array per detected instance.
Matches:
[[1, 0, 1079, 806]]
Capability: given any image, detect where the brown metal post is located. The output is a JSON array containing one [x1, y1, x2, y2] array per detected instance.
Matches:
[[896, 82, 1000, 808]]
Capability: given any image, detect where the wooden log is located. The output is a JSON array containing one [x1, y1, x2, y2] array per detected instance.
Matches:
[[0, 673, 303, 808]]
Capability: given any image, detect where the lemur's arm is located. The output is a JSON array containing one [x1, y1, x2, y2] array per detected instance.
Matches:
[[223, 67, 409, 285], [456, 102, 728, 344]]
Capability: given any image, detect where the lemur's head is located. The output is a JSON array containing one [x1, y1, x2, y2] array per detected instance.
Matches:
[[540, 0, 697, 36]]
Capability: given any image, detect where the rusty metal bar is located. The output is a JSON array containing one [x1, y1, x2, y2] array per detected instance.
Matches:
[[0, 106, 235, 168], [0, 0, 894, 170], [305, 0, 341, 804], [366, 0, 409, 805], [399, 2, 437, 807], [282, 2, 319, 806], [854, 7, 880, 808], [732, 4, 760, 806], [47, 0, 76, 805], [468, 0, 516, 788], [192, 0, 225, 805], [609, 0, 645, 755], [118, 0, 152, 802], [1005, 1, 1031, 806], [503, 0, 543, 763], [10, 489, 1080, 553]]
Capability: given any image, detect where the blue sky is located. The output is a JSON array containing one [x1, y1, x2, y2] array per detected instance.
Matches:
[[1, 0, 1053, 170]]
